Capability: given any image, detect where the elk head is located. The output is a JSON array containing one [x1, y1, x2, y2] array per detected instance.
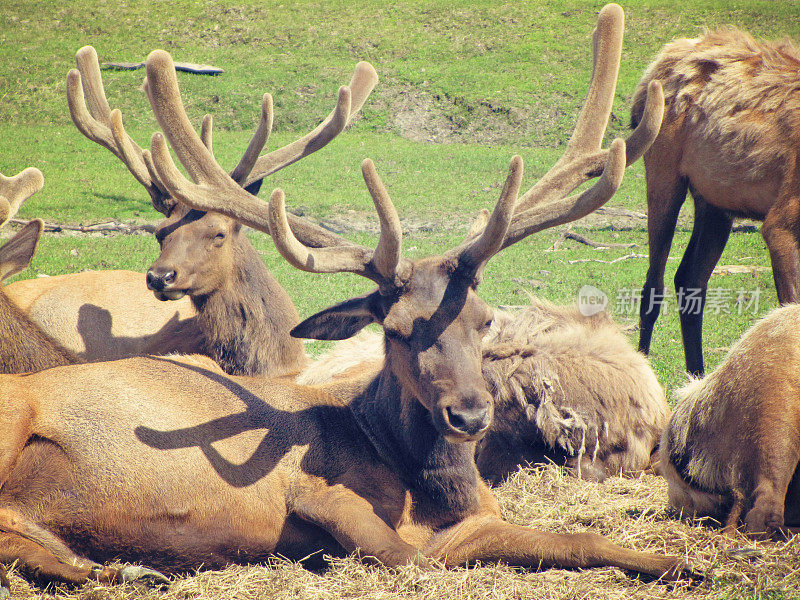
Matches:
[[67, 46, 378, 302], [0, 168, 45, 284]]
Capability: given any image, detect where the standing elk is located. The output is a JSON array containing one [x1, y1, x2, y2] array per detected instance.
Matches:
[[660, 303, 800, 538], [5, 46, 377, 375], [633, 28, 800, 375], [0, 7, 693, 593]]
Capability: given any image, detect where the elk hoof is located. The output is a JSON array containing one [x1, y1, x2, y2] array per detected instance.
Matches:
[[663, 560, 704, 582], [119, 565, 171, 587]]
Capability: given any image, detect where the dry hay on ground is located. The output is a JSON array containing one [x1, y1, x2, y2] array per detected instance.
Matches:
[[6, 464, 798, 600]]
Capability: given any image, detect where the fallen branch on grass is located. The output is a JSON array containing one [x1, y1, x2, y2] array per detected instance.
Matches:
[[8, 218, 155, 234], [548, 229, 639, 251], [102, 61, 224, 75], [568, 253, 678, 265]]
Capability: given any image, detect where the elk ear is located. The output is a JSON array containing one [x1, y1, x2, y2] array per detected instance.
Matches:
[[291, 291, 381, 340], [0, 219, 43, 281]]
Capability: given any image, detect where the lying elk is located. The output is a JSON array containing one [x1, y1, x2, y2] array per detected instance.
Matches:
[[660, 303, 800, 538], [299, 299, 670, 483], [138, 14, 667, 481], [0, 167, 79, 373], [6, 46, 377, 375], [633, 28, 800, 375], [0, 7, 691, 593]]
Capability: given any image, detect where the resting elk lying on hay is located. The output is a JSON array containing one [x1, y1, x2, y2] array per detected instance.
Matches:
[[0, 7, 692, 593], [299, 299, 670, 484], [660, 303, 800, 539], [5, 46, 377, 374], [633, 28, 800, 375]]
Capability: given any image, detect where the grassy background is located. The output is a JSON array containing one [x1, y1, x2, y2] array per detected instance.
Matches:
[[2, 1, 800, 599], [3, 0, 798, 392]]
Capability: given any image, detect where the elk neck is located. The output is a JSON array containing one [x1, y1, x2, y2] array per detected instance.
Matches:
[[348, 363, 481, 520], [0, 290, 80, 373], [190, 241, 307, 377]]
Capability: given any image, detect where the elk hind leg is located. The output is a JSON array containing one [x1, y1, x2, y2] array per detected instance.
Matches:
[[0, 508, 168, 588], [427, 516, 692, 580], [673, 197, 733, 376], [639, 165, 688, 355], [762, 195, 800, 304]]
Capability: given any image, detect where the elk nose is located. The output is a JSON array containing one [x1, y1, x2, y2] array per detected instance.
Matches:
[[146, 269, 177, 292], [446, 400, 492, 436]]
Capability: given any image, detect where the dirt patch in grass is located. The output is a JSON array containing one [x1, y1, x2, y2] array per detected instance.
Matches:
[[6, 464, 797, 600], [372, 83, 545, 146]]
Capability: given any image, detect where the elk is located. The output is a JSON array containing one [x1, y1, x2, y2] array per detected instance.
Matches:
[[5, 46, 377, 375], [0, 167, 80, 373], [633, 28, 800, 375], [659, 303, 800, 538], [299, 299, 670, 484], [138, 13, 667, 480], [0, 6, 692, 593]]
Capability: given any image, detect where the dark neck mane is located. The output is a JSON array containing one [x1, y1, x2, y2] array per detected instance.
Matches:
[[192, 240, 307, 377], [349, 367, 480, 521], [0, 290, 80, 373]]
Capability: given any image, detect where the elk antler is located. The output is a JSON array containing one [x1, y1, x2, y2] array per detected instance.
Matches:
[[267, 156, 522, 290], [0, 168, 44, 228], [145, 49, 377, 248], [498, 3, 664, 249]]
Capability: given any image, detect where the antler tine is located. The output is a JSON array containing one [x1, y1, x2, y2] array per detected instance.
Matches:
[[267, 159, 410, 289], [623, 80, 664, 164], [512, 3, 645, 214], [230, 94, 273, 185], [502, 138, 626, 249], [361, 159, 405, 283], [243, 61, 379, 187], [0, 168, 44, 228], [68, 46, 179, 213], [564, 3, 623, 158], [452, 156, 522, 270]]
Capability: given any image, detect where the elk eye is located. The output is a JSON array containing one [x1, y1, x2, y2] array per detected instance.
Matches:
[[215, 232, 226, 240]]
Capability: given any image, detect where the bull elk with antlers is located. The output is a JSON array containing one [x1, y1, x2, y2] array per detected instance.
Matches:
[[6, 47, 377, 375], [0, 6, 690, 593], [634, 28, 800, 375]]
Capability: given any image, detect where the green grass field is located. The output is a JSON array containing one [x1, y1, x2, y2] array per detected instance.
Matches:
[[2, 1, 800, 598]]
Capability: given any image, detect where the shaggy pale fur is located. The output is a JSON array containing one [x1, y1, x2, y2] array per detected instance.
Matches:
[[301, 299, 670, 484], [661, 304, 800, 536]]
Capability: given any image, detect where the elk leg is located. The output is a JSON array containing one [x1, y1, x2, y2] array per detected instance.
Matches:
[[762, 196, 800, 304], [426, 515, 692, 580], [673, 197, 733, 376], [0, 397, 35, 490], [639, 161, 687, 355], [743, 425, 800, 539], [722, 489, 746, 535], [0, 508, 168, 588], [293, 483, 427, 567]]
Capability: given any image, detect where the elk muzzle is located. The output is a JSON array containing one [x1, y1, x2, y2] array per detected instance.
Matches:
[[439, 391, 493, 441], [146, 268, 185, 301]]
